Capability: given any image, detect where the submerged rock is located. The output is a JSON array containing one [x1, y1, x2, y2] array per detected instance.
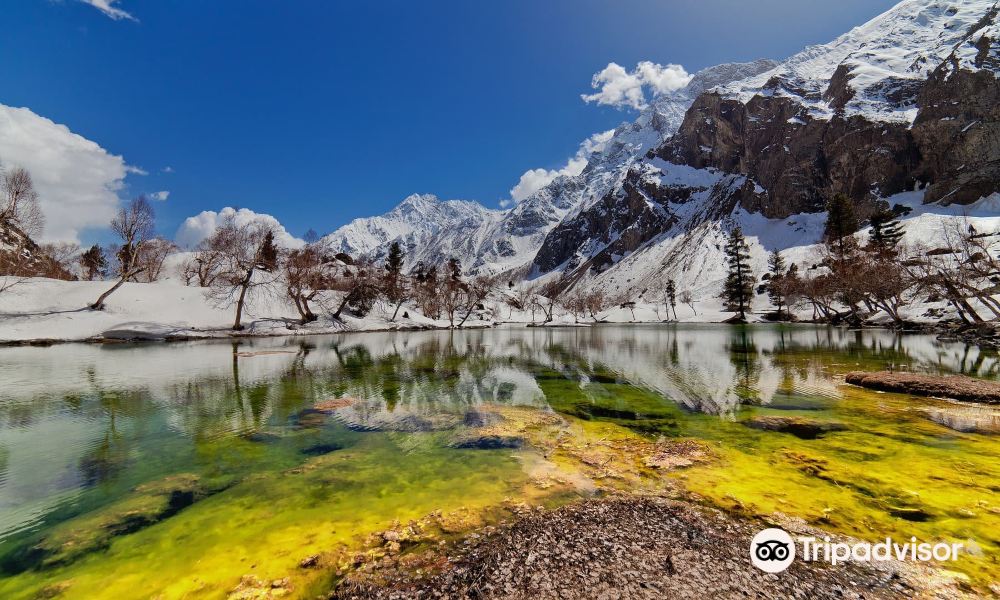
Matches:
[[921, 404, 1000, 434], [449, 435, 525, 450], [743, 416, 847, 440], [337, 412, 460, 433], [300, 442, 344, 456], [463, 409, 504, 428], [4, 474, 225, 573], [845, 371, 1000, 404]]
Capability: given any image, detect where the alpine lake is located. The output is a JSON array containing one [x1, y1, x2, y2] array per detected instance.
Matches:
[[0, 324, 997, 598]]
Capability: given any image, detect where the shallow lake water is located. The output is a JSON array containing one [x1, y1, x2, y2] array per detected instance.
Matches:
[[0, 324, 997, 598]]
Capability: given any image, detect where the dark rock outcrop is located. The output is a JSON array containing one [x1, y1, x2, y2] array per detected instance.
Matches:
[[743, 416, 847, 440], [655, 92, 920, 220]]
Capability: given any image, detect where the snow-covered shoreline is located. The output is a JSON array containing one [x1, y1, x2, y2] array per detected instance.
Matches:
[[0, 274, 980, 346]]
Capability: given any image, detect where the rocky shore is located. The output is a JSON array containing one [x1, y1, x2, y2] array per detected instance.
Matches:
[[846, 371, 1000, 404], [330, 496, 970, 600]]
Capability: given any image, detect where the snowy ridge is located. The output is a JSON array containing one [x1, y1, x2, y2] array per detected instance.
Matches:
[[320, 60, 779, 275], [719, 0, 1000, 123]]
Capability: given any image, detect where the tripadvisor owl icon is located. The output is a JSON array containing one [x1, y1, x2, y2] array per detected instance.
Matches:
[[750, 528, 796, 573]]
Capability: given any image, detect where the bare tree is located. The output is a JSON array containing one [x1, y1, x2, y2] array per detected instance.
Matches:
[[584, 289, 607, 321], [456, 275, 497, 327], [91, 196, 156, 310], [440, 266, 465, 327], [285, 244, 339, 323], [181, 239, 227, 287], [679, 290, 697, 316], [332, 259, 382, 321], [0, 165, 44, 237], [205, 218, 280, 330], [530, 280, 562, 324], [413, 262, 441, 319], [39, 242, 80, 279], [134, 237, 177, 282], [559, 288, 587, 323]]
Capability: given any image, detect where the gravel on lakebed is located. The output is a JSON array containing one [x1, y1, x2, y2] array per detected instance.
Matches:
[[332, 496, 970, 600]]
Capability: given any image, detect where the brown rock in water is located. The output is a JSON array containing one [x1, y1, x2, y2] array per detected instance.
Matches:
[[743, 416, 847, 440], [845, 371, 1000, 404]]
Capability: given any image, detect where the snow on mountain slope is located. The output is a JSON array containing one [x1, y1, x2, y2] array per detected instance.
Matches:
[[720, 0, 999, 123], [320, 60, 778, 275], [321, 193, 503, 267], [530, 0, 1000, 302]]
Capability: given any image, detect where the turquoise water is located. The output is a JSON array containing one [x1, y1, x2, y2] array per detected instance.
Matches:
[[0, 325, 996, 597]]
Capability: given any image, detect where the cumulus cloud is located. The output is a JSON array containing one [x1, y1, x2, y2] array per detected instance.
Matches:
[[581, 61, 692, 110], [508, 129, 614, 204], [80, 0, 137, 21], [150, 190, 170, 201], [0, 104, 128, 243], [125, 165, 148, 175], [175, 207, 305, 250]]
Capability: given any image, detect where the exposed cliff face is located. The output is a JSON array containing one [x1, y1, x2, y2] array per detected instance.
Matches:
[[913, 11, 1000, 205], [656, 89, 921, 219]]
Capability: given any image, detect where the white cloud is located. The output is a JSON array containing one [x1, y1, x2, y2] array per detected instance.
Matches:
[[80, 0, 137, 22], [0, 104, 128, 243], [125, 165, 148, 175], [175, 207, 305, 250], [162, 166, 174, 173], [581, 61, 692, 110], [508, 129, 614, 204], [150, 190, 170, 201]]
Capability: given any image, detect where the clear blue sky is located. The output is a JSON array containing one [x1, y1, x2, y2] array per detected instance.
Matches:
[[4, 0, 898, 241]]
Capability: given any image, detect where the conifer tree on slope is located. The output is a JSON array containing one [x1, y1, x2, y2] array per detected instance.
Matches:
[[766, 249, 787, 317], [723, 226, 755, 322], [868, 207, 904, 249], [665, 279, 677, 320], [384, 241, 407, 320], [824, 193, 858, 255]]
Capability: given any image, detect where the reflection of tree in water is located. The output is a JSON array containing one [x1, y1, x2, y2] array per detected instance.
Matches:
[[0, 445, 8, 490], [728, 328, 761, 405], [77, 390, 140, 487]]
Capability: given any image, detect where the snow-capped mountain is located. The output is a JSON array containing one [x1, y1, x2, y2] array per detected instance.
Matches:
[[321, 60, 778, 275], [321, 0, 999, 306], [530, 0, 1000, 300], [321, 193, 503, 268]]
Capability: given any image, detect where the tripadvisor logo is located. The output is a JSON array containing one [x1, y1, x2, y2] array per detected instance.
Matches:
[[750, 528, 796, 573], [750, 527, 964, 573]]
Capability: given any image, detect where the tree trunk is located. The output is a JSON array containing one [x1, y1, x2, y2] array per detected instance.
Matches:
[[232, 268, 254, 330], [391, 299, 404, 321], [91, 277, 127, 310], [942, 278, 983, 323]]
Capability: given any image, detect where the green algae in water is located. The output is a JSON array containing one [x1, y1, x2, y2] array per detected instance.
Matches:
[[0, 326, 998, 597]]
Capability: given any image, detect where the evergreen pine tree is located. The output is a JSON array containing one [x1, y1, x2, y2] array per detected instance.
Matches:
[[79, 244, 107, 281], [766, 249, 787, 317], [824, 193, 858, 255], [385, 241, 407, 320], [259, 231, 278, 271], [665, 279, 677, 320], [722, 226, 755, 321], [868, 208, 904, 248]]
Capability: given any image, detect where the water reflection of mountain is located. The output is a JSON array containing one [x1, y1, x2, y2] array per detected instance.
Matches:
[[0, 325, 996, 541]]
